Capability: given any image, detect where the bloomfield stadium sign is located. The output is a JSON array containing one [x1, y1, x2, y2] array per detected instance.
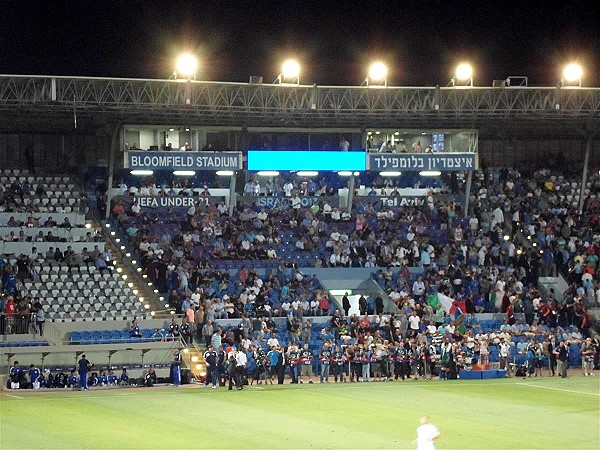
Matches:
[[367, 153, 477, 171], [124, 151, 243, 170], [124, 150, 477, 172]]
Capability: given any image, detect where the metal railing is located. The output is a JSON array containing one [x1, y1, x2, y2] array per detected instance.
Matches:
[[0, 312, 44, 338]]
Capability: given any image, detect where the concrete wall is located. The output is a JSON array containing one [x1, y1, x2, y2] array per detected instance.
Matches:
[[0, 341, 178, 376]]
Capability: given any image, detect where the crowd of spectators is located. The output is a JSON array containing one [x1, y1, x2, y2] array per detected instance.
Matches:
[[183, 305, 599, 388]]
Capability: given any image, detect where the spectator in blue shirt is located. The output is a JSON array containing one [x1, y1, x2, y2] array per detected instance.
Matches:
[[67, 370, 79, 388], [119, 369, 129, 386], [107, 370, 118, 385], [78, 354, 92, 391], [97, 370, 108, 386], [28, 364, 41, 388], [130, 319, 142, 338], [9, 361, 22, 388], [95, 256, 111, 275], [152, 328, 165, 341]]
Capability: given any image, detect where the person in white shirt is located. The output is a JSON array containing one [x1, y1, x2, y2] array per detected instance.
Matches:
[[234, 350, 247, 390], [408, 311, 420, 336], [469, 216, 479, 232], [131, 202, 141, 215], [415, 416, 440, 450], [499, 338, 511, 372], [191, 288, 202, 305], [412, 277, 425, 299], [267, 335, 280, 348], [291, 194, 302, 218], [492, 206, 504, 226], [283, 182, 294, 197], [339, 137, 350, 151]]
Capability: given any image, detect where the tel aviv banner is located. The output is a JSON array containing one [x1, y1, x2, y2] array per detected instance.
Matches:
[[124, 151, 243, 171]]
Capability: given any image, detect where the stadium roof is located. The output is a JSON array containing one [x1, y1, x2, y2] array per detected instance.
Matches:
[[0, 75, 599, 136]]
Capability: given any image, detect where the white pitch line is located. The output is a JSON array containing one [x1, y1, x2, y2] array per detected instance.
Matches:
[[5, 394, 24, 399], [515, 382, 600, 397]]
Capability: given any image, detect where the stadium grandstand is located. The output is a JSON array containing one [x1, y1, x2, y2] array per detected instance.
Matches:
[[1, 70, 599, 397]]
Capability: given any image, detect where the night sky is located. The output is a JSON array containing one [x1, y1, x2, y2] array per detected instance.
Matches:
[[1, 0, 599, 87]]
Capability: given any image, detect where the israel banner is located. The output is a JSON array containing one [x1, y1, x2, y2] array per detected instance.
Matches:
[[239, 195, 339, 210], [367, 152, 477, 171], [124, 151, 243, 171]]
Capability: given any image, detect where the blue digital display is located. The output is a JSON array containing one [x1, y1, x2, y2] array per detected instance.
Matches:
[[247, 150, 367, 171]]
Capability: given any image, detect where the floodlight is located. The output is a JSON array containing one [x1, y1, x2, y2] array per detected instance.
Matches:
[[216, 170, 234, 176], [419, 171, 442, 177], [282, 59, 300, 79], [130, 170, 154, 176], [173, 170, 196, 176], [380, 171, 402, 177], [257, 171, 280, 177], [450, 63, 473, 87], [297, 171, 318, 177], [175, 54, 198, 79], [455, 63, 473, 81], [365, 62, 388, 86], [562, 63, 583, 86], [275, 59, 300, 84]]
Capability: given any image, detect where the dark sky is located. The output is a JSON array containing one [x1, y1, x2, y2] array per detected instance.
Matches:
[[1, 0, 599, 87]]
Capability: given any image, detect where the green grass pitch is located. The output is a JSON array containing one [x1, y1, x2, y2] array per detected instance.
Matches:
[[2, 377, 599, 449]]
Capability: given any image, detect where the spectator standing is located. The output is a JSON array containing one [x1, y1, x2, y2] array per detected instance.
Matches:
[[34, 301, 45, 336], [171, 349, 182, 387], [203, 345, 219, 388], [547, 336, 557, 376], [342, 293, 350, 316], [77, 354, 92, 391], [202, 320, 214, 347], [320, 342, 332, 383], [555, 341, 569, 378]]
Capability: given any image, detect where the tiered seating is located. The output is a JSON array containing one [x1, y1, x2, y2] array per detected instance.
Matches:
[[0, 340, 49, 348], [18, 261, 145, 321], [0, 170, 86, 214], [67, 328, 163, 344], [0, 170, 148, 324]]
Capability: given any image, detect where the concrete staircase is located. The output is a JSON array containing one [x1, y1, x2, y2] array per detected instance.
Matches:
[[182, 342, 207, 383], [538, 275, 570, 302]]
